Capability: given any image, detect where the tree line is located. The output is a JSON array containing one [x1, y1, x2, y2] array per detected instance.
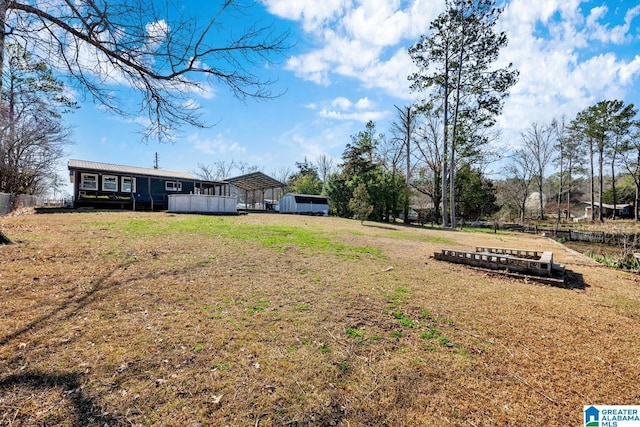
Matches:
[[0, 0, 638, 230], [285, 0, 638, 227]]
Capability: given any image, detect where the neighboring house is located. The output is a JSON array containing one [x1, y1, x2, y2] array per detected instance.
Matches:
[[68, 159, 228, 210], [279, 193, 329, 216], [583, 201, 633, 219]]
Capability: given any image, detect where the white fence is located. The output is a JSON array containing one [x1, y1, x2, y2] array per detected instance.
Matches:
[[168, 194, 237, 214]]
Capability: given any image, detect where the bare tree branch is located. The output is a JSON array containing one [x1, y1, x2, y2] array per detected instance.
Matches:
[[1, 1, 290, 141]]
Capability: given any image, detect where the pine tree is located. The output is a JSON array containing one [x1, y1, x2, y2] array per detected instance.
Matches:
[[409, 0, 518, 228], [349, 183, 373, 225]]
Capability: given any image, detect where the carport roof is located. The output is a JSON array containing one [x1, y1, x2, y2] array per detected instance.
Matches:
[[226, 172, 285, 191]]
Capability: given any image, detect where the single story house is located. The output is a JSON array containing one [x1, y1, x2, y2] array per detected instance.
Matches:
[[68, 159, 228, 210], [582, 201, 633, 219]]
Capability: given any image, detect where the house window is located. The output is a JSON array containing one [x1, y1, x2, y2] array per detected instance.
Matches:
[[102, 175, 118, 192], [165, 181, 182, 191], [80, 173, 98, 190], [121, 177, 136, 192]]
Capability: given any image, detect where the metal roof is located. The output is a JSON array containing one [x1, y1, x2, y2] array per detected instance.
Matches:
[[68, 159, 202, 181], [226, 171, 285, 191], [285, 193, 328, 204]]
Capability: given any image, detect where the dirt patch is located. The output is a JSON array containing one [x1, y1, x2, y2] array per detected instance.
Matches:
[[1, 212, 639, 426]]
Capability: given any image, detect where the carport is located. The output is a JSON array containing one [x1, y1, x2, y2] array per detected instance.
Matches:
[[226, 172, 286, 211]]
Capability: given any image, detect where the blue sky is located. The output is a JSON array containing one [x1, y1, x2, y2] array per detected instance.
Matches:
[[60, 0, 640, 195]]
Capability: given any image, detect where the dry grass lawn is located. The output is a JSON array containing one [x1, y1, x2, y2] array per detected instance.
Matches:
[[1, 211, 639, 426]]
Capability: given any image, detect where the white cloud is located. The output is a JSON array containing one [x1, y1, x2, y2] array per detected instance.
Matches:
[[274, 121, 353, 165], [270, 0, 640, 159], [619, 55, 640, 84], [318, 109, 386, 121], [494, 0, 640, 143], [310, 96, 387, 122], [190, 132, 246, 155], [279, 0, 440, 89], [145, 19, 170, 50], [331, 97, 352, 110], [262, 0, 349, 32], [354, 97, 373, 110], [585, 4, 640, 44]]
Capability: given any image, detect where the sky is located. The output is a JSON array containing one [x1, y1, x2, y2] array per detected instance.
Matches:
[[59, 0, 640, 196]]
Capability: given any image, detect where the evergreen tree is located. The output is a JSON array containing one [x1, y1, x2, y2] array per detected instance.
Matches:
[[349, 183, 373, 225], [409, 0, 518, 228], [454, 164, 498, 220], [287, 158, 322, 194], [324, 173, 352, 217], [572, 100, 636, 221]]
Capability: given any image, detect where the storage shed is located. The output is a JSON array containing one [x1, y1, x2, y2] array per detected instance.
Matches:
[[279, 193, 329, 216]]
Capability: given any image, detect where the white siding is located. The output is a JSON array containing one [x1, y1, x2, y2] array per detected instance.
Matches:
[[168, 194, 237, 213]]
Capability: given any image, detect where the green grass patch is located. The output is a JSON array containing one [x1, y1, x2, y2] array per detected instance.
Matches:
[[438, 336, 452, 347], [385, 286, 411, 306], [420, 328, 440, 340], [389, 231, 460, 246], [293, 302, 311, 312], [118, 216, 383, 259], [393, 310, 416, 328], [345, 327, 364, 338], [247, 298, 270, 315]]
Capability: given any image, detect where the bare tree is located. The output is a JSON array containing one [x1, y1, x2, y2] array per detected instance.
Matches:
[[271, 166, 292, 184], [521, 122, 554, 220], [552, 116, 585, 222], [0, 1, 289, 140], [389, 105, 416, 223], [0, 44, 72, 197], [235, 161, 260, 175], [214, 160, 237, 180], [504, 147, 535, 223], [314, 154, 335, 184], [413, 114, 443, 223], [192, 163, 216, 181]]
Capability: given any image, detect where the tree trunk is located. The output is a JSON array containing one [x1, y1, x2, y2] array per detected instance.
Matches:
[[0, 3, 11, 245], [567, 157, 573, 218], [538, 178, 544, 221], [590, 139, 595, 221], [636, 183, 639, 221], [0, 229, 12, 244], [449, 15, 468, 231], [0, 0, 6, 93], [404, 109, 411, 224], [611, 159, 617, 220], [441, 50, 450, 228], [598, 145, 604, 222]]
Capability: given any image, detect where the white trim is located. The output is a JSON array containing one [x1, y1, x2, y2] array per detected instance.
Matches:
[[121, 176, 136, 192], [80, 173, 98, 190], [102, 175, 118, 192], [165, 181, 182, 191]]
